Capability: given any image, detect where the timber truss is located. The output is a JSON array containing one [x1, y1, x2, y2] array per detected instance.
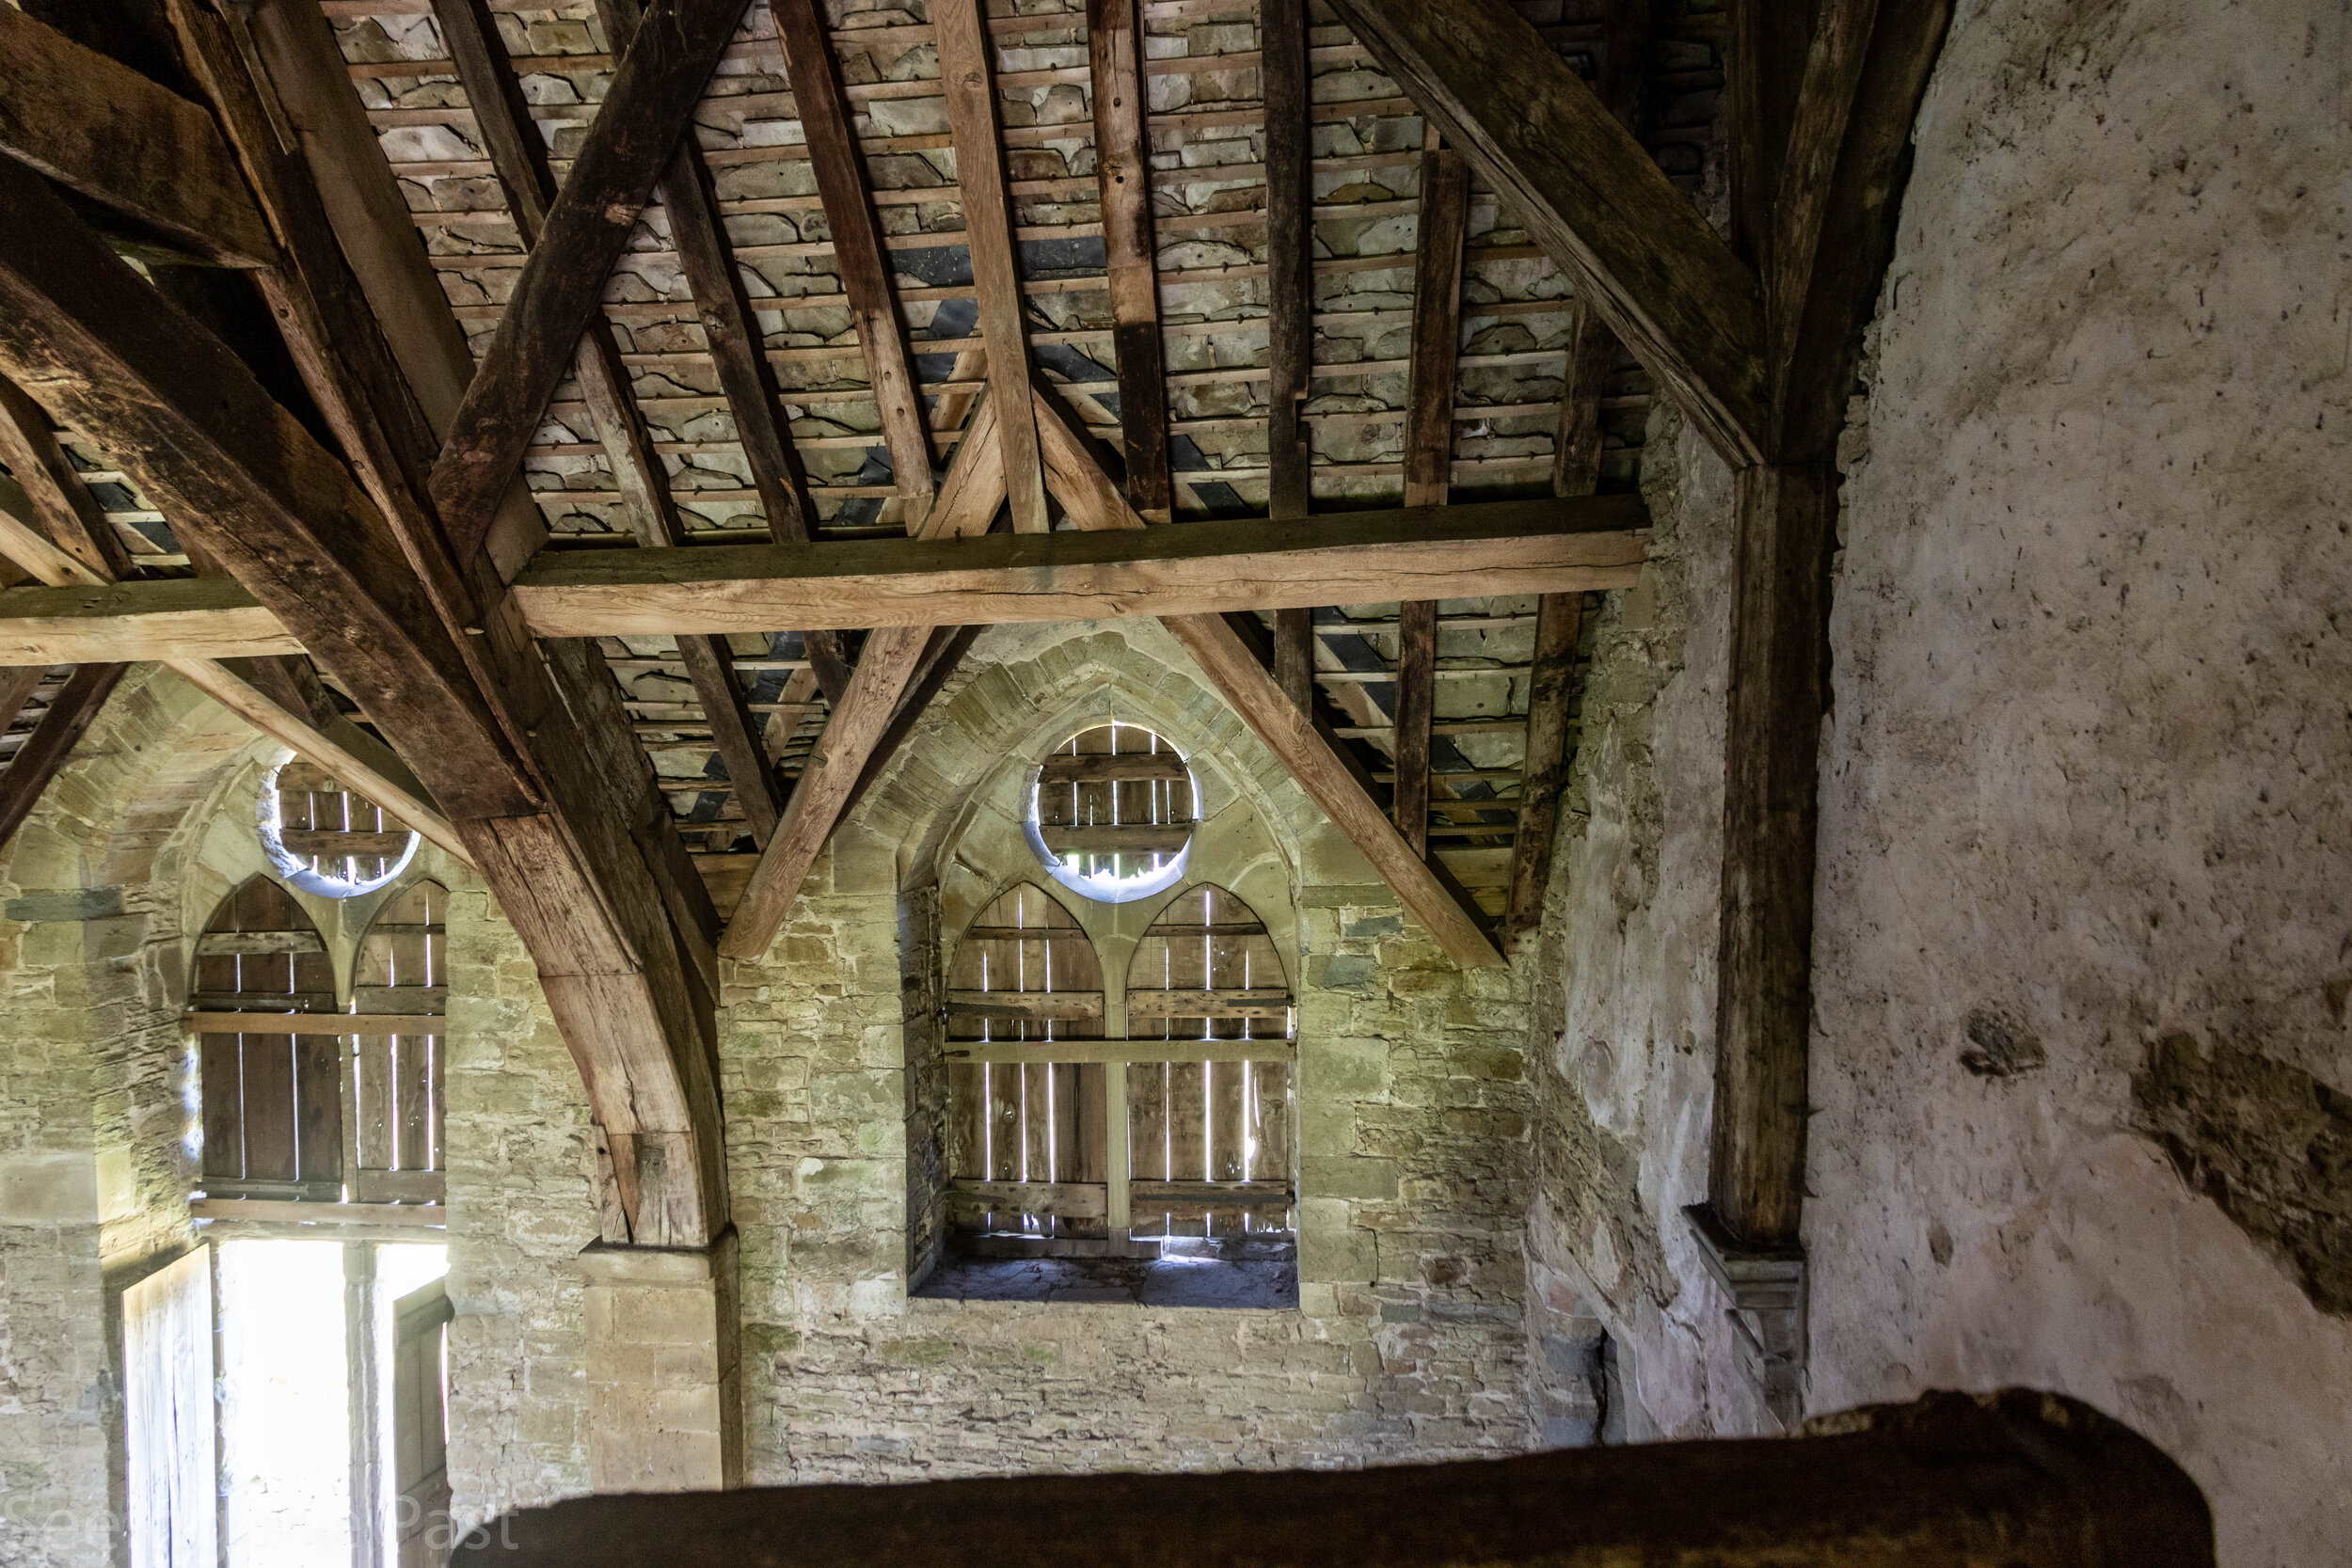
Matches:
[[0, 0, 1945, 1259]]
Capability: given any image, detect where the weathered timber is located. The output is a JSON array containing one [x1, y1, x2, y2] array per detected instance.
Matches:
[[453, 1390, 2216, 1568], [1273, 608, 1313, 712], [0, 4, 278, 266], [239, 0, 549, 580], [1038, 752, 1189, 784], [1764, 0, 1874, 361], [1089, 0, 1171, 522], [429, 0, 749, 562], [1403, 137, 1468, 510], [715, 623, 929, 958], [227, 0, 731, 1246], [1327, 0, 1770, 467], [934, 0, 1048, 531], [944, 1039, 1290, 1065], [1770, 0, 1951, 464], [0, 159, 529, 814], [0, 374, 135, 581], [1708, 461, 1832, 1245], [505, 497, 1649, 639], [1701, 0, 1950, 1250], [1504, 591, 1581, 939], [1391, 598, 1435, 856], [946, 990, 1105, 1021], [770, 0, 932, 515], [1727, 0, 1813, 270], [1261, 0, 1313, 521], [0, 661, 125, 852], [1041, 823, 1192, 855]]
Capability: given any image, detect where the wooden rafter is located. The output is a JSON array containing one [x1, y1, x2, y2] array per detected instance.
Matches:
[[0, 661, 126, 853], [768, 0, 935, 517], [1327, 0, 1771, 467], [509, 497, 1649, 639], [0, 375, 135, 582], [427, 0, 747, 562], [1088, 0, 1172, 523], [0, 3, 278, 267], [934, 0, 1049, 533], [0, 499, 1646, 657], [427, 0, 787, 849], [1504, 592, 1581, 939], [1261, 0, 1314, 523]]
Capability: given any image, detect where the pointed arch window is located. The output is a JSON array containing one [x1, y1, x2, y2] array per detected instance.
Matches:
[[191, 876, 341, 1200], [945, 883, 1109, 1241], [1124, 885, 1295, 1238], [940, 880, 1295, 1252]]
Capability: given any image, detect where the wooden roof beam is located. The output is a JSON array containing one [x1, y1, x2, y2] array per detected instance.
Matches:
[[428, 0, 748, 563], [1262, 0, 1314, 524], [1327, 0, 1772, 467], [431, 0, 788, 848], [0, 4, 278, 267], [934, 0, 1049, 532], [1089, 0, 1172, 522], [770, 0, 935, 519], [0, 494, 1647, 657]]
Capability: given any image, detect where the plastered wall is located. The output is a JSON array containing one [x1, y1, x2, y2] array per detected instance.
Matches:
[[1523, 0, 2352, 1561]]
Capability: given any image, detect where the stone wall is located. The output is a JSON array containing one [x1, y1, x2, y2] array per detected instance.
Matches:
[[1518, 403, 1746, 1444], [434, 620, 1540, 1513], [440, 874, 598, 1532], [0, 669, 275, 1567], [1520, 1, 2352, 1562]]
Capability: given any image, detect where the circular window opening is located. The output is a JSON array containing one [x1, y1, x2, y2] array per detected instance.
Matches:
[[1025, 722, 1195, 905], [257, 755, 421, 898]]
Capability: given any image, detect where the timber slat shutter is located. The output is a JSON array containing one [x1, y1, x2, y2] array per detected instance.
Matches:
[[1125, 884, 1295, 1237], [196, 876, 341, 1198], [946, 883, 1107, 1241], [352, 879, 448, 1205]]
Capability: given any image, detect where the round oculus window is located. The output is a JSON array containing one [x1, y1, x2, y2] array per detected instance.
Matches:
[[1024, 722, 1195, 904], [258, 756, 421, 898]]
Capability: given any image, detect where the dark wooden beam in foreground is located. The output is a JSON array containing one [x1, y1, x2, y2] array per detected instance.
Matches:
[[454, 1389, 2212, 1568], [0, 4, 278, 266], [1327, 0, 1770, 467]]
